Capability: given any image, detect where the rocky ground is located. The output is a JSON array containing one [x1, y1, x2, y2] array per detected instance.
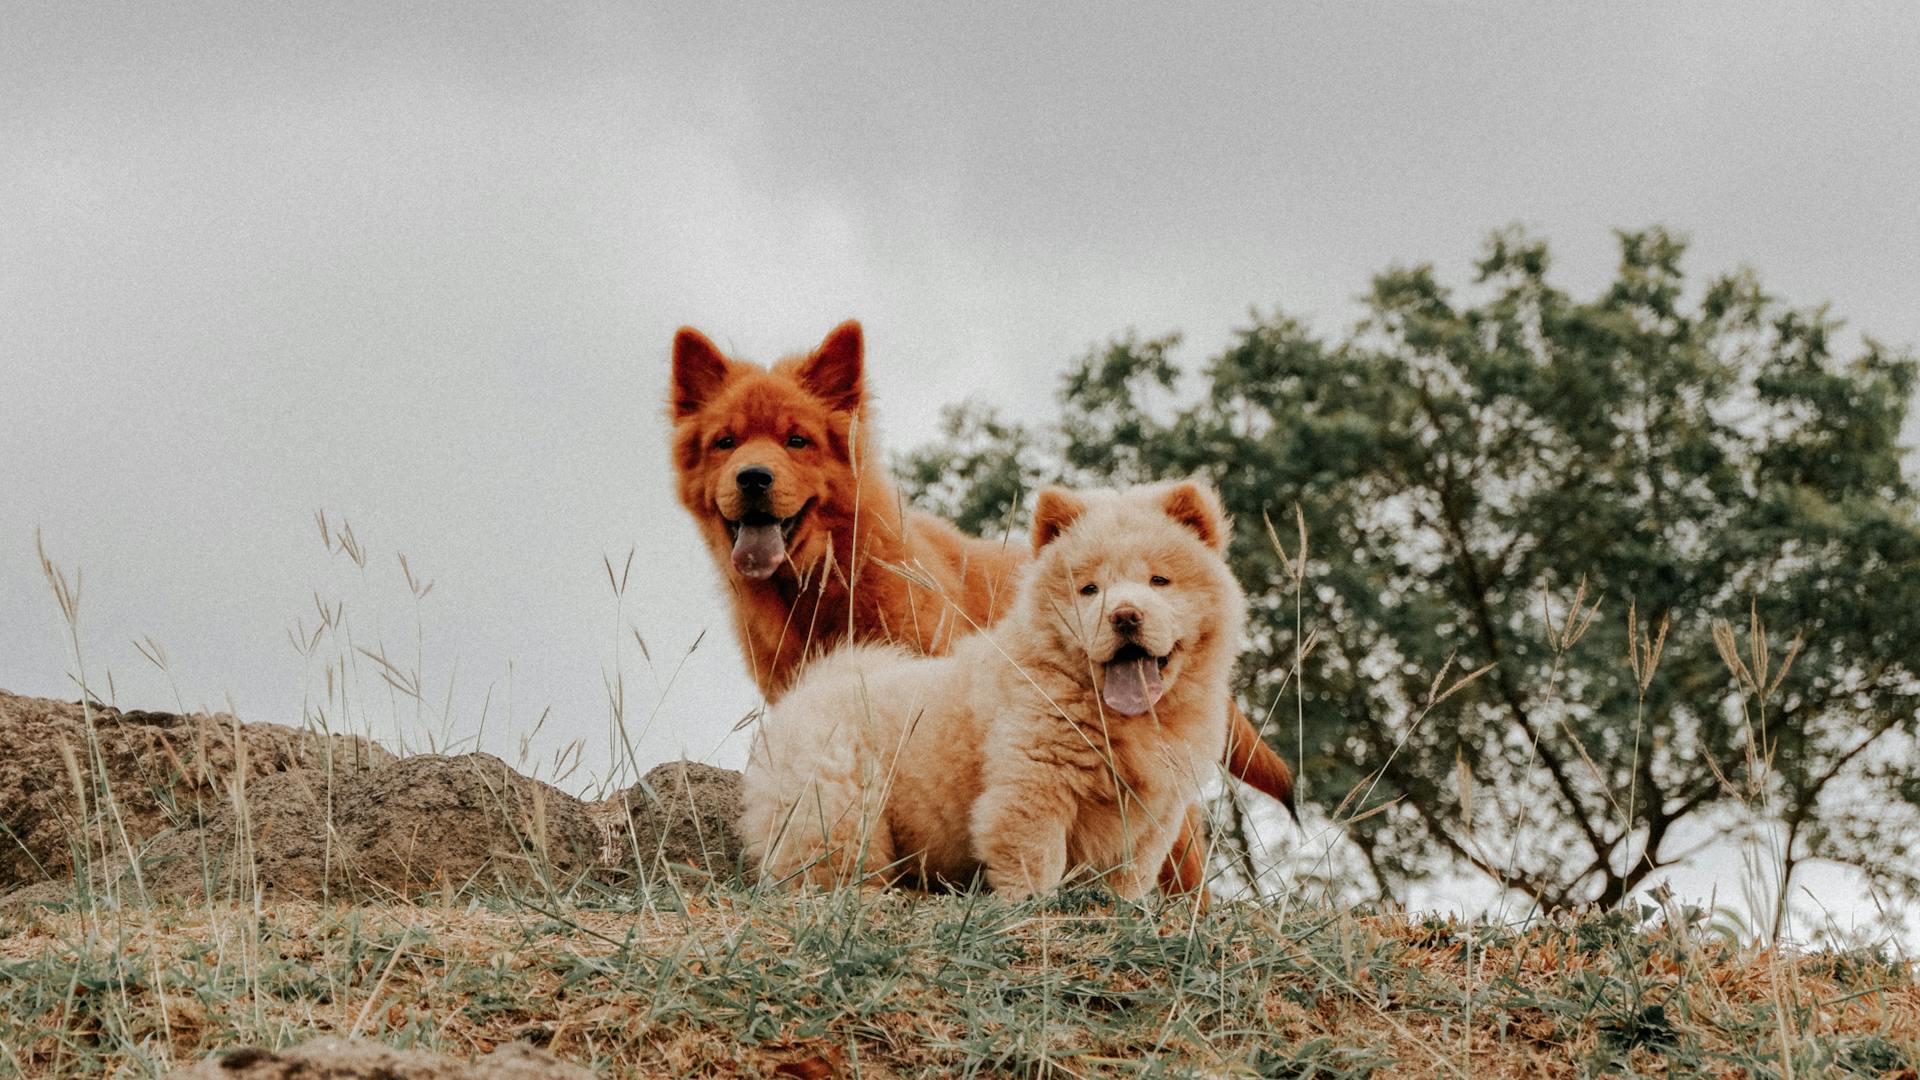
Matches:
[[0, 689, 748, 912]]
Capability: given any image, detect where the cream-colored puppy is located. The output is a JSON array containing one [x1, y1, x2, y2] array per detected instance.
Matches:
[[739, 478, 1246, 900]]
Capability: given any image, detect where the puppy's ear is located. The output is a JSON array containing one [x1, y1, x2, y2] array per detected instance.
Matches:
[[1031, 487, 1089, 552], [671, 327, 732, 419], [1161, 480, 1229, 551], [796, 320, 865, 413]]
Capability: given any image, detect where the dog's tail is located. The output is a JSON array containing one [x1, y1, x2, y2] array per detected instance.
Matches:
[[1225, 701, 1297, 823]]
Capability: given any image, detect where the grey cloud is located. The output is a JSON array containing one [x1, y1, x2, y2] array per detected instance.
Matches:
[[3, 2, 1915, 805]]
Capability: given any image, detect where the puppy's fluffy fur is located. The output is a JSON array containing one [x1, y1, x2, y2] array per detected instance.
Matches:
[[740, 479, 1246, 899]]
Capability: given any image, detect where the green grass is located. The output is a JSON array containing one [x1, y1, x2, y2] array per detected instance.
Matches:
[[15, 513, 1918, 1077], [2, 884, 1914, 1078]]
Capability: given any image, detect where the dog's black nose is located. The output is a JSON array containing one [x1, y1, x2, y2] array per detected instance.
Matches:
[[736, 465, 774, 492], [1110, 606, 1142, 634]]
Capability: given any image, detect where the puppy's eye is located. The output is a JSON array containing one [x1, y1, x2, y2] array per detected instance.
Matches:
[[1079, 583, 1099, 596], [1150, 575, 1170, 587], [786, 434, 810, 449], [714, 434, 736, 450]]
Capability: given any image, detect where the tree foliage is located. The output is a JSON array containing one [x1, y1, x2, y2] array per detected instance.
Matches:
[[900, 229, 1920, 925]]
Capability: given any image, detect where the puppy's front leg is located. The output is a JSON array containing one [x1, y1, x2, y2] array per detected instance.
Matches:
[[1106, 810, 1182, 902], [971, 771, 1074, 899]]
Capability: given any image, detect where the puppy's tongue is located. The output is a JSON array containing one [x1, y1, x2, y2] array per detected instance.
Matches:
[[731, 523, 787, 580], [1101, 656, 1165, 716]]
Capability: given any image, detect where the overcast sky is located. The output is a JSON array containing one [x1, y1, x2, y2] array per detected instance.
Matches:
[[4, 2, 1917, 929]]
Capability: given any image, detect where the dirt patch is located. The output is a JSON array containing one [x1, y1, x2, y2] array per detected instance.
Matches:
[[0, 690, 391, 891], [163, 1036, 594, 1079]]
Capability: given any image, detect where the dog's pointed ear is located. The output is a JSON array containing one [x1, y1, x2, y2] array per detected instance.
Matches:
[[1031, 487, 1089, 552], [1161, 480, 1229, 551], [797, 320, 865, 414], [671, 327, 732, 419]]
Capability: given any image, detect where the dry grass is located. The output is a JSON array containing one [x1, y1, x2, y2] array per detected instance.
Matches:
[[1, 887, 1915, 1078]]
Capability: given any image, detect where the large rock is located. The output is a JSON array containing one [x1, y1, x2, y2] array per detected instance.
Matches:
[[0, 690, 392, 892], [138, 754, 602, 901], [334, 753, 601, 894], [596, 761, 746, 882], [164, 1037, 594, 1079]]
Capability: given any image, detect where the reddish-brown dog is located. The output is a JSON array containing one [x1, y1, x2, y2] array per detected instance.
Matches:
[[670, 320, 1295, 895]]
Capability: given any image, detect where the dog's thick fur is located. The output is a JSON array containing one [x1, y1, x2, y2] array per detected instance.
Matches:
[[741, 481, 1245, 898], [669, 321, 1295, 894], [669, 321, 1026, 699]]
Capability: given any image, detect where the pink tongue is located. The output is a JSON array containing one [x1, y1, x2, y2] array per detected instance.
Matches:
[[731, 523, 787, 580], [1101, 656, 1165, 716]]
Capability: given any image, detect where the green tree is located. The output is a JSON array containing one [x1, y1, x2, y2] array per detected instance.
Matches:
[[901, 229, 1920, 930]]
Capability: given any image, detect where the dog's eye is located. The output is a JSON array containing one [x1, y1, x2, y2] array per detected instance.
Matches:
[[714, 434, 736, 450], [1079, 583, 1099, 596], [786, 434, 810, 450], [1150, 575, 1170, 587]]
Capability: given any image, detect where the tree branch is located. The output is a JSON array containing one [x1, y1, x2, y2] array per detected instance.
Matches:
[[1412, 381, 1612, 865]]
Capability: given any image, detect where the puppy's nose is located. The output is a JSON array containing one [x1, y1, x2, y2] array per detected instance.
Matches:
[[1110, 605, 1142, 634], [736, 465, 774, 493]]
